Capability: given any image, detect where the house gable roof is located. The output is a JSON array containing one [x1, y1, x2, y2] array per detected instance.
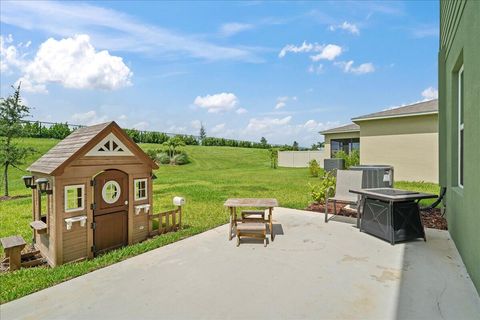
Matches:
[[320, 123, 360, 135], [352, 99, 438, 122], [28, 121, 158, 175]]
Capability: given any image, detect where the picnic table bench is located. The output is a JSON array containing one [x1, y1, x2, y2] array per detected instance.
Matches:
[[1, 235, 26, 271], [224, 198, 278, 246]]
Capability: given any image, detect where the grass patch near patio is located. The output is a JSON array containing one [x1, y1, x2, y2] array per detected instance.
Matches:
[[394, 181, 440, 206], [0, 138, 441, 303], [0, 138, 314, 303]]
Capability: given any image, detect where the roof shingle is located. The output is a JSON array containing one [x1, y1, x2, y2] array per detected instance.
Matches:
[[320, 123, 360, 135], [352, 99, 438, 122], [28, 122, 113, 175]]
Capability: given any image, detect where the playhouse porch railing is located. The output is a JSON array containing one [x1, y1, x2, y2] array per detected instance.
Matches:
[[148, 207, 182, 237]]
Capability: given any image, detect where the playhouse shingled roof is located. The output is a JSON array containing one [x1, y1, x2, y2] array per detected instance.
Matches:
[[28, 121, 158, 175]]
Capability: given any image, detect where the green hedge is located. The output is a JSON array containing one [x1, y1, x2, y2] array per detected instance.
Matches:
[[18, 121, 301, 150]]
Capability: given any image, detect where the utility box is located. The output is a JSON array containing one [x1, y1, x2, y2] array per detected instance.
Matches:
[[324, 158, 345, 173], [350, 165, 394, 188]]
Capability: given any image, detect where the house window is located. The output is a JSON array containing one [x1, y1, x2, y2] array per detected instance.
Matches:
[[330, 138, 360, 157], [458, 65, 464, 187], [64, 185, 85, 212], [135, 178, 148, 201]]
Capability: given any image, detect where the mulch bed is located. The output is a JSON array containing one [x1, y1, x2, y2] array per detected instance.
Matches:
[[306, 202, 448, 230]]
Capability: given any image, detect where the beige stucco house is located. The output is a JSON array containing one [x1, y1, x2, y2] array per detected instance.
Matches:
[[321, 99, 438, 183]]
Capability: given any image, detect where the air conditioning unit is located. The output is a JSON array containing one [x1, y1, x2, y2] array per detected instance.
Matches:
[[324, 159, 345, 174], [350, 165, 394, 188]]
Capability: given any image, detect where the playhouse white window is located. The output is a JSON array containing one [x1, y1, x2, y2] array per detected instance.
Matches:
[[135, 178, 148, 201], [64, 185, 85, 212], [102, 180, 121, 204]]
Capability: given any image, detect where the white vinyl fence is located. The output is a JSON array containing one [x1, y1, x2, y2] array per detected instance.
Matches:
[[278, 150, 328, 168]]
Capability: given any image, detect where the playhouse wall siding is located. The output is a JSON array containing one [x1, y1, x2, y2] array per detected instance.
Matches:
[[55, 156, 153, 265], [32, 173, 57, 266], [55, 176, 90, 264], [130, 172, 152, 244]]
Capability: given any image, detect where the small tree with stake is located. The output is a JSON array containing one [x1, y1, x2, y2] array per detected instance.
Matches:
[[199, 123, 206, 145], [260, 137, 268, 147], [292, 141, 299, 151], [0, 84, 35, 197]]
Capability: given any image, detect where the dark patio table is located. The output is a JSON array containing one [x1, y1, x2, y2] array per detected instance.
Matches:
[[350, 188, 437, 245]]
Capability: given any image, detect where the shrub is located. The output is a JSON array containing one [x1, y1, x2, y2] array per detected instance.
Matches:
[[308, 159, 320, 177], [157, 152, 171, 164], [146, 148, 162, 161], [270, 148, 278, 169], [309, 171, 336, 204], [334, 149, 360, 169], [172, 152, 190, 165]]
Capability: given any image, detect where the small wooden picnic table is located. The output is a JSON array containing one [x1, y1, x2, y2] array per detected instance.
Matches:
[[224, 198, 278, 241]]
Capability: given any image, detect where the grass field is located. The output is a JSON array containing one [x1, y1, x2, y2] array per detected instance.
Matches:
[[0, 137, 439, 303]]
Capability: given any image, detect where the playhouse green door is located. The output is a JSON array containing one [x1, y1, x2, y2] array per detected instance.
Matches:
[[93, 170, 129, 255]]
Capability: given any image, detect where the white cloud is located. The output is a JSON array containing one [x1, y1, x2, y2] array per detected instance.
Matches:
[[274, 96, 297, 109], [279, 42, 343, 61], [246, 116, 292, 132], [118, 114, 128, 121], [303, 119, 319, 130], [17, 34, 132, 92], [278, 41, 324, 58], [211, 123, 226, 134], [242, 117, 340, 146], [329, 21, 360, 35], [219, 23, 253, 37], [308, 64, 324, 74], [275, 97, 288, 109], [335, 60, 375, 74], [71, 110, 108, 125], [421, 86, 438, 100], [194, 92, 239, 113], [190, 120, 202, 129], [16, 78, 47, 93], [236, 108, 248, 114], [310, 44, 343, 61], [133, 121, 149, 130], [1, 1, 259, 62], [167, 125, 187, 133], [0, 35, 25, 73]]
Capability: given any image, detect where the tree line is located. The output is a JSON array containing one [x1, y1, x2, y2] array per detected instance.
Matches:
[[17, 121, 304, 150]]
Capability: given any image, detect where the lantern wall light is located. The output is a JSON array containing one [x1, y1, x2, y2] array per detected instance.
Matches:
[[35, 178, 52, 194], [22, 176, 36, 189]]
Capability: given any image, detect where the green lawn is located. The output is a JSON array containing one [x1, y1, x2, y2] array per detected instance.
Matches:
[[0, 137, 439, 303]]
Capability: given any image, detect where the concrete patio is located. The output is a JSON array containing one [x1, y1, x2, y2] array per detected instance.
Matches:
[[1, 208, 479, 319]]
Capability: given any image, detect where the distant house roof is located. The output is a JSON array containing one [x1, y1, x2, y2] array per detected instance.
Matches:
[[352, 99, 438, 122], [320, 123, 360, 135], [28, 121, 158, 175]]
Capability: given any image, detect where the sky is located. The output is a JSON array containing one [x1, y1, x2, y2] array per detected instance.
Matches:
[[0, 1, 439, 147]]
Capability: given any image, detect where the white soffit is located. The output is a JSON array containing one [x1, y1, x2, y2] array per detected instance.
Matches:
[[86, 132, 133, 156]]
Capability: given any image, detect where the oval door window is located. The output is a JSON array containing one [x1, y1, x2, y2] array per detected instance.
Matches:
[[102, 180, 121, 204]]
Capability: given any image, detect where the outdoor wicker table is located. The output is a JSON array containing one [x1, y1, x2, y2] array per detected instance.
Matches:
[[224, 198, 278, 242], [350, 188, 437, 245]]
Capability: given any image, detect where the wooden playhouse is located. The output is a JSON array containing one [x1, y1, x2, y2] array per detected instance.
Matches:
[[22, 121, 174, 266]]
